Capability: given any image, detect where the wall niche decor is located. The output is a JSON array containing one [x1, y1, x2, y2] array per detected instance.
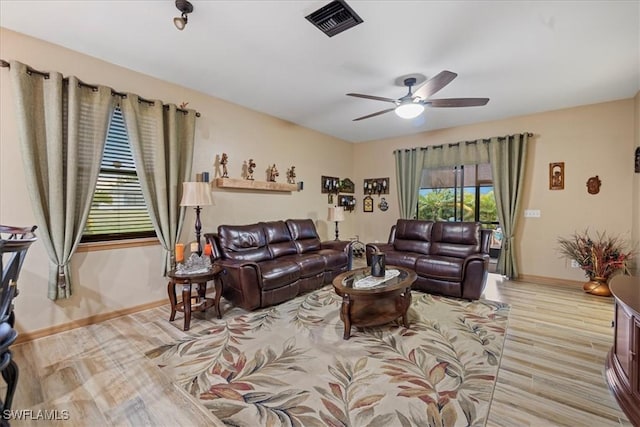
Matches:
[[549, 162, 564, 190]]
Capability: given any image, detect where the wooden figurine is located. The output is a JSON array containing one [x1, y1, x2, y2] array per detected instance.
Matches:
[[220, 153, 229, 178], [269, 164, 279, 182], [287, 166, 296, 184], [247, 159, 256, 180]]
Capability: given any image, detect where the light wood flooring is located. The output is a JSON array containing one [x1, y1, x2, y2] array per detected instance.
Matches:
[[1, 273, 632, 427]]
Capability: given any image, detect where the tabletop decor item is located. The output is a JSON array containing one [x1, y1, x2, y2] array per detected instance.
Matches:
[[286, 166, 296, 184], [180, 181, 214, 256], [175, 252, 213, 275], [557, 230, 634, 296], [220, 153, 229, 178], [246, 159, 256, 180], [268, 164, 279, 182]]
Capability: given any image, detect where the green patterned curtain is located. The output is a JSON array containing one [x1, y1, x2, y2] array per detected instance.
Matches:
[[394, 148, 426, 219], [488, 133, 529, 279], [121, 97, 196, 274], [9, 61, 115, 299]]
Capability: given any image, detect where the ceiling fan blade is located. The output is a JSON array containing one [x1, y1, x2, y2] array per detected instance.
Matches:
[[413, 70, 457, 100], [346, 93, 397, 103], [353, 108, 396, 121], [427, 98, 490, 107]]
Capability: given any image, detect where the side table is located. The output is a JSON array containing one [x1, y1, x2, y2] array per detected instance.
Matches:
[[167, 265, 223, 331]]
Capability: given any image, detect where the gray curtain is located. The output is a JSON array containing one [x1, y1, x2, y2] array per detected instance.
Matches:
[[394, 148, 426, 219], [9, 61, 115, 299], [422, 139, 489, 169], [120, 96, 196, 273], [488, 133, 529, 279]]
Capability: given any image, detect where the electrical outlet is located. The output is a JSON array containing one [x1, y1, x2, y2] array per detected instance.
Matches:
[[524, 209, 541, 218], [571, 260, 580, 268]]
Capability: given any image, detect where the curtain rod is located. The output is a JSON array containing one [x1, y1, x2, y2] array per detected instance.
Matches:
[[1, 59, 201, 117], [393, 132, 534, 153]]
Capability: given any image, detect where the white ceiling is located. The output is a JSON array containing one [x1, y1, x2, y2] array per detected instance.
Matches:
[[1, 1, 638, 143]]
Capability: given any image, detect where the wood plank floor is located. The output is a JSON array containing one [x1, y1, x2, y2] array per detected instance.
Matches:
[[1, 273, 632, 426]]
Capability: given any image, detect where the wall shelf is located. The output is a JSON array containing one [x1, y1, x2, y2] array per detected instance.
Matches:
[[215, 177, 298, 192]]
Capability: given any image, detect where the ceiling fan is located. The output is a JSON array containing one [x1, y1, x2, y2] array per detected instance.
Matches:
[[346, 70, 489, 121]]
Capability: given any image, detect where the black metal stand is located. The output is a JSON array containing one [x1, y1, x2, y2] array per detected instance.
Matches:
[[334, 221, 340, 241]]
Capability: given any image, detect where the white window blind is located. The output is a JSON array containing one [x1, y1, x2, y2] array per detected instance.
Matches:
[[82, 108, 155, 242]]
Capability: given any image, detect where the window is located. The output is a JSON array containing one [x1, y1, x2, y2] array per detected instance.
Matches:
[[82, 108, 155, 242], [417, 163, 501, 250]]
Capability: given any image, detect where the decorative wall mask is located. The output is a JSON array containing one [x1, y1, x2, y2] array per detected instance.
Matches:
[[586, 175, 601, 194]]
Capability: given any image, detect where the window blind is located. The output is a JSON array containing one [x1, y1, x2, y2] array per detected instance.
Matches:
[[82, 108, 155, 242]]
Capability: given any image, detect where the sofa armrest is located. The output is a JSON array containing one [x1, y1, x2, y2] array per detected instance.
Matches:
[[204, 232, 222, 261], [214, 258, 263, 310], [461, 253, 490, 300]]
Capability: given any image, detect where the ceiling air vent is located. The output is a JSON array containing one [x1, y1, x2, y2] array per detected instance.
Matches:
[[305, 0, 363, 37]]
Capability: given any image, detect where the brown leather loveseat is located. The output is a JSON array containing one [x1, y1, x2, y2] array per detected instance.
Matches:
[[366, 220, 491, 300], [206, 219, 351, 311]]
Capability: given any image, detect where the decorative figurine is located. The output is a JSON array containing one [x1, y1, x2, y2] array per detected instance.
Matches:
[[268, 164, 279, 182], [247, 159, 256, 180], [287, 166, 296, 184], [220, 153, 229, 178]]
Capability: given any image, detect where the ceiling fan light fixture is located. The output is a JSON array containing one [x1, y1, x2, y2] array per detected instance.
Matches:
[[173, 0, 194, 31], [395, 102, 424, 119]]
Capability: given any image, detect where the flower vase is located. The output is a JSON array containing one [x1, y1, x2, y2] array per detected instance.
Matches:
[[585, 276, 611, 297]]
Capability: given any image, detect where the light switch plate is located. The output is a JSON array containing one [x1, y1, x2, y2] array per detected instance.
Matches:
[[524, 209, 541, 218]]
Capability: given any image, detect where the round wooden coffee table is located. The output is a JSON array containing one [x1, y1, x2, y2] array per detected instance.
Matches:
[[332, 265, 417, 340]]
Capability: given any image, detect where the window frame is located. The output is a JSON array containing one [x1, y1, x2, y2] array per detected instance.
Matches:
[[81, 107, 156, 243]]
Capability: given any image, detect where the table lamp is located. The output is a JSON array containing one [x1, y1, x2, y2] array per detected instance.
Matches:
[[327, 206, 345, 241], [180, 181, 214, 255]]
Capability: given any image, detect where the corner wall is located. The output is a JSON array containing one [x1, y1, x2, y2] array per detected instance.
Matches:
[[0, 28, 354, 335], [352, 99, 636, 283]]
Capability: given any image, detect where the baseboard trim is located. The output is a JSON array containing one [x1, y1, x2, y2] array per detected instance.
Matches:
[[516, 274, 583, 288], [15, 299, 167, 344]]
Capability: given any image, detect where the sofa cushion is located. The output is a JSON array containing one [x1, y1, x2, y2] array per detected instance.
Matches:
[[259, 259, 301, 291], [280, 254, 325, 278], [286, 219, 322, 253], [262, 221, 297, 258], [317, 249, 348, 270], [383, 250, 421, 270], [393, 219, 433, 255], [415, 255, 464, 281], [218, 223, 272, 262], [430, 222, 481, 258]]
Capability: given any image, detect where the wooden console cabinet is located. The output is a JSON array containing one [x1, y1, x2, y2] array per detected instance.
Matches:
[[606, 275, 640, 426]]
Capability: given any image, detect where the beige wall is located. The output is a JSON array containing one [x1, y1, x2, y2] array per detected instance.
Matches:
[[0, 29, 355, 335], [353, 99, 637, 282], [1, 28, 637, 336]]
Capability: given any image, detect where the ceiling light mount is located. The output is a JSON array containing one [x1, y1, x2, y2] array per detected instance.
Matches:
[[173, 0, 194, 31]]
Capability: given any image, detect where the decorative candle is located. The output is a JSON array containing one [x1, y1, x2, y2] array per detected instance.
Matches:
[[175, 243, 185, 263], [190, 241, 199, 254], [204, 243, 213, 256]]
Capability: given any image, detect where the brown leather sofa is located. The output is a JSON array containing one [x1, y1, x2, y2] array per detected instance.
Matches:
[[366, 220, 491, 300], [205, 219, 351, 311]]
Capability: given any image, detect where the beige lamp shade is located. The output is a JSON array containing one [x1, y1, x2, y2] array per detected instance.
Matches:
[[327, 206, 345, 222], [180, 182, 213, 207]]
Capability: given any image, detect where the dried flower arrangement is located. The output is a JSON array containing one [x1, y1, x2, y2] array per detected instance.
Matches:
[[557, 230, 634, 280]]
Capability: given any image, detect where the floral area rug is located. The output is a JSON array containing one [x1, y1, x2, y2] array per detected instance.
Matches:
[[146, 286, 510, 427]]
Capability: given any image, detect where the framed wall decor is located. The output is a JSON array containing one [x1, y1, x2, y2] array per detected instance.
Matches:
[[549, 162, 564, 190], [635, 147, 640, 173], [363, 196, 374, 212], [339, 178, 355, 193]]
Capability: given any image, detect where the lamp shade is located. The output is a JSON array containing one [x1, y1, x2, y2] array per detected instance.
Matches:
[[327, 206, 345, 222], [180, 182, 213, 206]]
